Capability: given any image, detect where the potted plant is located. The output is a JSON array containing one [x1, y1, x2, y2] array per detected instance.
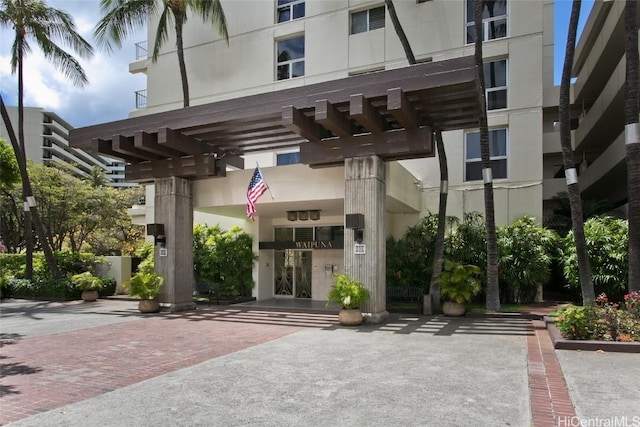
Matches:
[[124, 270, 164, 313], [438, 260, 481, 316], [71, 272, 103, 302], [326, 274, 370, 326]]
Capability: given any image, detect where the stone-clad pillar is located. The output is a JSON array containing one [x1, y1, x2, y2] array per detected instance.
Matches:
[[154, 177, 196, 312], [344, 156, 388, 323]]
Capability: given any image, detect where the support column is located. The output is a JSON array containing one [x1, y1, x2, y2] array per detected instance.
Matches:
[[344, 156, 388, 323], [154, 177, 196, 312]]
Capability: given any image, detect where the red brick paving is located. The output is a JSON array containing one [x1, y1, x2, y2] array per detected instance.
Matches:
[[0, 308, 337, 425], [527, 319, 577, 427]]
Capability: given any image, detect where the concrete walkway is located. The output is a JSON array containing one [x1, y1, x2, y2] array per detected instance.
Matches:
[[0, 299, 637, 426]]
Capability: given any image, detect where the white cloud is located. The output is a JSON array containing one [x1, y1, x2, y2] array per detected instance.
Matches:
[[1, 0, 146, 128]]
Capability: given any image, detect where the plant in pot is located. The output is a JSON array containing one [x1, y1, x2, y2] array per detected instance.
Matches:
[[438, 260, 481, 316], [326, 274, 370, 326], [71, 272, 103, 302], [124, 270, 164, 313]]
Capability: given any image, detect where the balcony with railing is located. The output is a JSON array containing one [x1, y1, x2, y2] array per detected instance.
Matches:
[[129, 40, 148, 74], [135, 90, 147, 109]]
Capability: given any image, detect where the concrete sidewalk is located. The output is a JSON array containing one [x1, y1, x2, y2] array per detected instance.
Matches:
[[0, 299, 637, 426]]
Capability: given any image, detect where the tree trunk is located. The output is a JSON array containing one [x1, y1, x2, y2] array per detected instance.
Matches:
[[384, 0, 448, 311], [17, 44, 33, 279], [384, 0, 416, 65], [559, 0, 595, 305], [625, 0, 640, 292], [475, 0, 500, 311], [175, 14, 189, 108], [0, 95, 62, 279], [429, 130, 448, 313]]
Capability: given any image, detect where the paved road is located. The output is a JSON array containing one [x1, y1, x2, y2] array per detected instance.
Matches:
[[0, 299, 638, 426]]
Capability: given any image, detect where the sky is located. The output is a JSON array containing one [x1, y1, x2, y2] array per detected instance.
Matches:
[[0, 0, 594, 129]]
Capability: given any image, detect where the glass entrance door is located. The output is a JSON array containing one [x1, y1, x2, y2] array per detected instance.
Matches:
[[274, 250, 312, 298]]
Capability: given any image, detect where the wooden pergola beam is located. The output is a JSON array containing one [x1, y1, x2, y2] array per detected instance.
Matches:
[[91, 138, 141, 163], [387, 87, 419, 129], [315, 99, 352, 137], [349, 94, 385, 133], [125, 154, 224, 181], [113, 135, 162, 160], [282, 105, 320, 141], [300, 126, 433, 167], [134, 131, 183, 157]]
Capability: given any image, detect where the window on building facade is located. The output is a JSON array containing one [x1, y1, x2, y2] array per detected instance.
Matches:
[[276, 152, 300, 165], [465, 128, 507, 181], [484, 59, 507, 110], [277, 0, 305, 23], [277, 36, 305, 80], [466, 0, 507, 44], [351, 6, 385, 34]]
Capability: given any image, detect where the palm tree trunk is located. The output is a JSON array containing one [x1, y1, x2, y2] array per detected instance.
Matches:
[[625, 0, 640, 292], [559, 0, 595, 305], [175, 14, 189, 108], [17, 44, 33, 280], [0, 95, 62, 279], [429, 130, 448, 313], [384, 0, 416, 65], [475, 0, 500, 311], [384, 0, 448, 311]]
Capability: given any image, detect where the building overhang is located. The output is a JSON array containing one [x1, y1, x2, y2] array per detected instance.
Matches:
[[69, 56, 480, 182]]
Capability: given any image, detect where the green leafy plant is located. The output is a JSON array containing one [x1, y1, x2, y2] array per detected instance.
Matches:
[[124, 271, 164, 300], [326, 274, 370, 309], [497, 216, 557, 303], [559, 216, 628, 301], [71, 271, 103, 291], [438, 260, 481, 304]]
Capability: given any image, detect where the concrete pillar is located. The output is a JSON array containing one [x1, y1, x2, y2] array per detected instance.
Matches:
[[154, 177, 196, 312], [344, 156, 388, 323]]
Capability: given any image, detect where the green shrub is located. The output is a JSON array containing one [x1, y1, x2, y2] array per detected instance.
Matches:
[[71, 272, 103, 291], [559, 216, 628, 301], [124, 271, 163, 300], [193, 224, 255, 298], [555, 305, 600, 340], [326, 274, 370, 309], [438, 260, 481, 304], [497, 216, 557, 303], [0, 275, 12, 299], [6, 278, 33, 297], [0, 253, 26, 278], [101, 277, 117, 297]]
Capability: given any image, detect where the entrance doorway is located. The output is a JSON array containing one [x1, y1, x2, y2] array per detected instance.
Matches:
[[274, 250, 312, 298]]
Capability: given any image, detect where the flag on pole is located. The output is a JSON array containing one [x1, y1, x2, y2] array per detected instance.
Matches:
[[246, 167, 268, 221]]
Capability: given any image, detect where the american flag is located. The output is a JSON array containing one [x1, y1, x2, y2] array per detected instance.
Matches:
[[246, 167, 267, 221]]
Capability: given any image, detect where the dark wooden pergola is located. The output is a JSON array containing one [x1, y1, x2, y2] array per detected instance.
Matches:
[[69, 56, 480, 181]]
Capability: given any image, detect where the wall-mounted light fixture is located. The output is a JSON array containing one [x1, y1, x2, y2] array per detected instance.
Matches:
[[146, 223, 166, 247], [287, 211, 298, 221], [298, 210, 309, 221], [345, 213, 364, 243], [309, 210, 321, 221]]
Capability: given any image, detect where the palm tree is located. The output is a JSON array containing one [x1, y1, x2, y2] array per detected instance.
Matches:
[[558, 0, 595, 305], [625, 0, 640, 292], [0, 0, 93, 279], [474, 0, 500, 311], [384, 0, 448, 312], [95, 0, 229, 108]]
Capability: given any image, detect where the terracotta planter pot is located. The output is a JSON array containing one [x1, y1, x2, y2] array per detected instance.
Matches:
[[338, 308, 363, 326], [81, 290, 98, 302], [442, 301, 466, 317], [138, 299, 160, 313]]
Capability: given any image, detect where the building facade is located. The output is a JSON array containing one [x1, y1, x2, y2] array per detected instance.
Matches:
[[118, 0, 555, 306], [0, 106, 130, 187]]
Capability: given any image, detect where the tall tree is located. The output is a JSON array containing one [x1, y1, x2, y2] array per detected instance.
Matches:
[[0, 0, 92, 279], [559, 0, 595, 305], [625, 0, 640, 292], [474, 0, 500, 311], [95, 0, 229, 108], [384, 0, 448, 312], [1, 96, 62, 278]]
